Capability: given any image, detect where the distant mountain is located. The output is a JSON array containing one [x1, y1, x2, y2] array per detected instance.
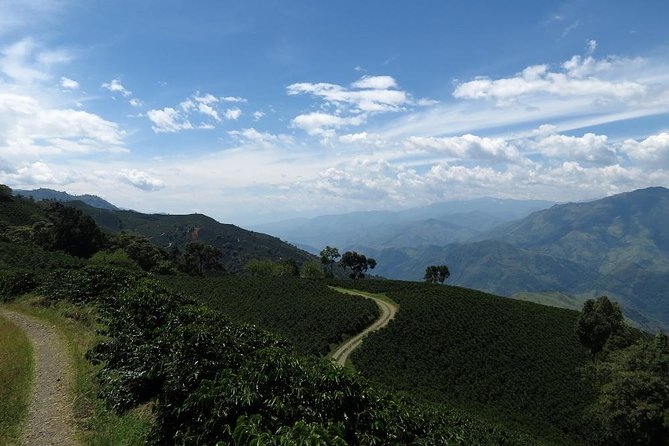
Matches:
[[369, 187, 669, 331], [253, 197, 554, 251], [14, 188, 119, 210], [68, 202, 315, 272]]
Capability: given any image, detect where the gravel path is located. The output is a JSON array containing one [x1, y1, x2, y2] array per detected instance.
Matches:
[[0, 309, 80, 446], [330, 288, 398, 367]]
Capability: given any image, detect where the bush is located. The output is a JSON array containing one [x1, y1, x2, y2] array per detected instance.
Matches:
[[0, 269, 38, 302]]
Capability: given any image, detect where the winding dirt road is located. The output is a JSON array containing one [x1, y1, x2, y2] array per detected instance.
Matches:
[[330, 288, 398, 367], [0, 309, 80, 446]]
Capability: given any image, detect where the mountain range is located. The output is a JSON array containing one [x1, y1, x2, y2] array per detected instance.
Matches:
[[252, 197, 555, 253], [14, 188, 119, 210]]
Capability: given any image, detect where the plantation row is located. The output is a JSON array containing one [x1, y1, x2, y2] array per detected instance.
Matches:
[[335, 280, 596, 444], [2, 264, 538, 445], [160, 275, 379, 356]]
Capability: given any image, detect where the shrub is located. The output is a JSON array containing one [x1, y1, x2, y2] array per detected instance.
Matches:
[[0, 269, 38, 302]]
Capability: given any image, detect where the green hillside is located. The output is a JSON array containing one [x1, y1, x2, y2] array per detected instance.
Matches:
[[14, 188, 119, 210], [337, 279, 596, 444], [160, 275, 379, 356], [68, 202, 315, 272]]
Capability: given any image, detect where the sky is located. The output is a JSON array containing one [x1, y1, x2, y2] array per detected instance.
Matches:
[[1, 0, 669, 226]]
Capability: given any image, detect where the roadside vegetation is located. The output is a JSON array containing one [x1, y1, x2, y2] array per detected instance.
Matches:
[[0, 314, 32, 445]]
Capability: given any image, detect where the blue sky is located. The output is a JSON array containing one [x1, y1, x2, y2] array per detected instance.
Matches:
[[1, 1, 669, 225]]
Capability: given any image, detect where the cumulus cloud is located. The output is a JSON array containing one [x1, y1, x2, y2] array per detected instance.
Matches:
[[623, 133, 669, 165], [453, 55, 646, 101], [405, 134, 524, 163], [0, 161, 75, 186], [291, 112, 365, 137], [147, 107, 193, 133], [60, 76, 79, 89], [252, 110, 265, 121], [287, 76, 408, 113], [0, 92, 127, 156], [102, 78, 132, 97], [148, 92, 244, 131], [224, 108, 242, 120], [118, 168, 165, 191], [532, 132, 618, 165]]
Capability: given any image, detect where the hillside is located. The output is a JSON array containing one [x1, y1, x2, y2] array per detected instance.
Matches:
[[13, 188, 119, 210], [340, 279, 596, 444], [363, 188, 669, 331], [68, 202, 315, 272]]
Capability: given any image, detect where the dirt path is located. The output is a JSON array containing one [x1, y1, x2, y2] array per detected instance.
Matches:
[[330, 288, 398, 367], [0, 309, 80, 446]]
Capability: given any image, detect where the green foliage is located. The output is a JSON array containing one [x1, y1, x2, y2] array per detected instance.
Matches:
[[160, 275, 379, 356], [107, 233, 171, 273], [424, 264, 450, 284], [179, 242, 223, 276], [0, 269, 38, 302], [0, 240, 85, 271], [244, 258, 275, 276], [35, 202, 106, 258], [587, 333, 669, 445], [90, 249, 142, 270], [576, 296, 624, 355], [41, 265, 145, 305], [336, 279, 596, 443], [320, 246, 340, 278], [340, 251, 376, 279], [300, 260, 326, 279], [67, 201, 315, 273]]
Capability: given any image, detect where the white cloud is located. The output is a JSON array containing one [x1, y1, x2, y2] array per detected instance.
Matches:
[[0, 161, 75, 186], [129, 97, 143, 107], [623, 133, 669, 165], [287, 78, 408, 113], [60, 76, 79, 89], [532, 132, 618, 165], [147, 107, 193, 133], [252, 110, 265, 121], [118, 168, 165, 191], [0, 92, 127, 156], [405, 134, 523, 163], [0, 38, 71, 84], [587, 39, 597, 55], [224, 108, 242, 120], [198, 103, 221, 121], [228, 128, 293, 148], [102, 78, 132, 97], [453, 56, 646, 101], [351, 75, 398, 90], [291, 112, 365, 137], [221, 96, 247, 103]]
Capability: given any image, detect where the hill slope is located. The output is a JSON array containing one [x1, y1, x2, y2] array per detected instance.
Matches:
[[14, 188, 119, 210], [69, 202, 315, 272], [368, 187, 669, 331]]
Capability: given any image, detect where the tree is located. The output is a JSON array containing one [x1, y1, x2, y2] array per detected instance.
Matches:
[[181, 242, 223, 276], [424, 265, 450, 284], [35, 202, 105, 258], [589, 333, 669, 445], [300, 260, 325, 279], [576, 296, 624, 355], [339, 251, 376, 280], [0, 184, 12, 202], [108, 233, 170, 272], [320, 246, 340, 278]]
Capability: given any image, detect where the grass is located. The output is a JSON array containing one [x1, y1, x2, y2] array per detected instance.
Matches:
[[5, 296, 152, 446], [0, 313, 33, 445]]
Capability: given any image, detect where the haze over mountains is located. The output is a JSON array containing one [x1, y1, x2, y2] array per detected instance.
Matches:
[[253, 197, 555, 253]]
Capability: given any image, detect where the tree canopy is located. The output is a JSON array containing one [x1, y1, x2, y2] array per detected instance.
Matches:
[[319, 246, 340, 277], [339, 251, 376, 280], [424, 265, 450, 284], [576, 296, 624, 355]]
